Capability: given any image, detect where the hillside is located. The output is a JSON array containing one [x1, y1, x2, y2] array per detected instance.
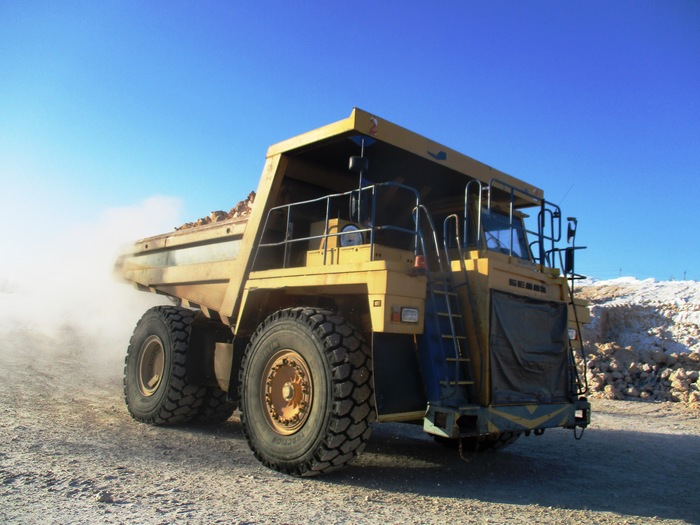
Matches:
[[576, 277, 700, 406]]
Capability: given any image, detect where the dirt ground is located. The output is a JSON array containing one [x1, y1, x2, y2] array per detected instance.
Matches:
[[1, 326, 699, 525]]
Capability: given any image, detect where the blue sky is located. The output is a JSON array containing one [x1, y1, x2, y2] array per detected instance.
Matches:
[[1, 1, 699, 281]]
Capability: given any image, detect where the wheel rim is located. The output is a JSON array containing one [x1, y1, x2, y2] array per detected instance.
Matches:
[[261, 349, 313, 435], [137, 335, 165, 397]]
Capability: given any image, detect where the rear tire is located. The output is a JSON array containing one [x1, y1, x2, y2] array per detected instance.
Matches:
[[124, 306, 206, 425], [239, 308, 375, 476], [195, 386, 236, 424]]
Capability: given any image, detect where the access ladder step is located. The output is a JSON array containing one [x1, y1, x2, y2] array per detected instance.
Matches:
[[440, 380, 475, 386], [442, 334, 466, 340], [445, 357, 471, 363], [432, 289, 458, 297]]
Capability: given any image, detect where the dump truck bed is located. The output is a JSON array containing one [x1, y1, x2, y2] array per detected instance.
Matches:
[[118, 215, 248, 321]]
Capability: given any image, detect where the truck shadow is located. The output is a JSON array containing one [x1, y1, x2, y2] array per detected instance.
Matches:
[[123, 413, 699, 523], [323, 422, 700, 524]]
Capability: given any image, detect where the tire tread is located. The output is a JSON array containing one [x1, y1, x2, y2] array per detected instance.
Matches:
[[124, 306, 205, 425], [239, 307, 375, 476]]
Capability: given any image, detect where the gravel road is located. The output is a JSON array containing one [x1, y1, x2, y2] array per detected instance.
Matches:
[[1, 326, 699, 525]]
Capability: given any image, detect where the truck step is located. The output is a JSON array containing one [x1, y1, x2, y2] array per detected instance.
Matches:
[[432, 289, 458, 297], [437, 312, 461, 318]]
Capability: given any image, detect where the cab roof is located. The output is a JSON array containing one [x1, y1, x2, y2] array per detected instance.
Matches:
[[267, 108, 544, 208]]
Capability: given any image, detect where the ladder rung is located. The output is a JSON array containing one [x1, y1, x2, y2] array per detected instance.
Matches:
[[445, 357, 471, 362], [433, 290, 458, 296], [442, 334, 466, 340], [440, 380, 475, 386], [437, 312, 461, 318]]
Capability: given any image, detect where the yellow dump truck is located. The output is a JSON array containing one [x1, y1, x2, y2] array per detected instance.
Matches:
[[117, 108, 590, 476]]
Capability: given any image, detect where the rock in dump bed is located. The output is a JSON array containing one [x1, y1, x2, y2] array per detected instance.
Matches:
[[175, 191, 256, 231]]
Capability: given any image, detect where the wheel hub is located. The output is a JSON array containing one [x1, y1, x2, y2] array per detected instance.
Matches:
[[137, 335, 165, 397], [282, 382, 295, 401], [262, 350, 313, 435]]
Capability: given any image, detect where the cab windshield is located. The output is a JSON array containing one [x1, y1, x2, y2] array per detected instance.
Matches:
[[482, 210, 531, 260]]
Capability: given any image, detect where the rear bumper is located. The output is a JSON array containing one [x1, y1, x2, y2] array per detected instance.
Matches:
[[424, 397, 591, 438]]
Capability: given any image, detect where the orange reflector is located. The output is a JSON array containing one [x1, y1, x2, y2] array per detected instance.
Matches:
[[414, 255, 426, 270]]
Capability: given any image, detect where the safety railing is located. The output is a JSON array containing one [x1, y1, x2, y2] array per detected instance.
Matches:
[[463, 178, 564, 268], [251, 182, 422, 271]]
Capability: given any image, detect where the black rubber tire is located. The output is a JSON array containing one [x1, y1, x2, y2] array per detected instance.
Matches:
[[239, 307, 375, 476], [432, 435, 462, 449], [195, 386, 236, 424], [433, 431, 521, 451], [484, 431, 521, 450], [124, 306, 206, 425]]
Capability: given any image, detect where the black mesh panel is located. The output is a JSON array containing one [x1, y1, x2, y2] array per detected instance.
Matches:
[[490, 290, 570, 405]]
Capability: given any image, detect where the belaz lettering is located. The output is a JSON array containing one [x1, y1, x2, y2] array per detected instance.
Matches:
[[509, 278, 547, 294]]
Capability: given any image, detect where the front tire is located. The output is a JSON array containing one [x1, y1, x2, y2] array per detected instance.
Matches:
[[239, 308, 375, 476], [433, 431, 521, 451], [484, 431, 521, 449], [124, 306, 206, 424]]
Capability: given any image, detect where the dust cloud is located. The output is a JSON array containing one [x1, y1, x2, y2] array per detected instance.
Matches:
[[0, 196, 182, 377]]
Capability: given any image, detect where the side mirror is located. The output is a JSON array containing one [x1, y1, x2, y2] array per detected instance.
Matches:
[[567, 217, 578, 244], [349, 156, 369, 173], [564, 247, 575, 275]]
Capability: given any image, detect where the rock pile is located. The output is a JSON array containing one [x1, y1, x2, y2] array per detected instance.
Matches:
[[176, 191, 255, 231], [575, 278, 700, 408], [575, 342, 700, 404]]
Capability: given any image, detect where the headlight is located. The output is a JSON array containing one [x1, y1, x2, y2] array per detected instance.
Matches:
[[401, 307, 419, 323]]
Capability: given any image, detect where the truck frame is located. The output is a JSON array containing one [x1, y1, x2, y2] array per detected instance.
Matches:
[[117, 108, 590, 476]]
